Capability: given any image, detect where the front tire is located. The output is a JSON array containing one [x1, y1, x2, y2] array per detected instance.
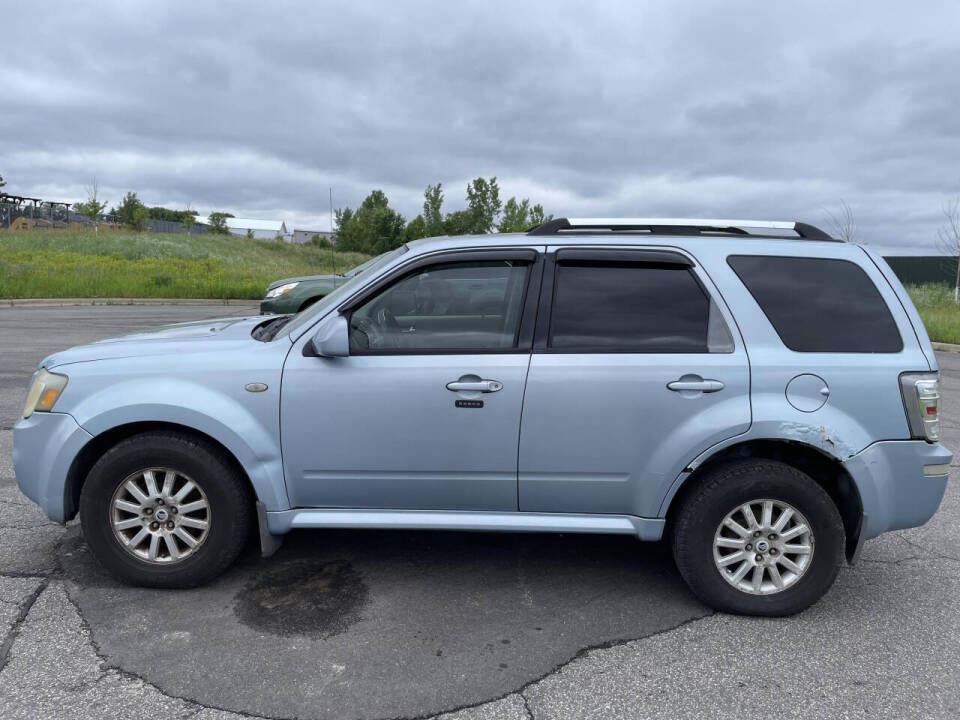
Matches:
[[80, 431, 252, 588], [672, 459, 844, 616]]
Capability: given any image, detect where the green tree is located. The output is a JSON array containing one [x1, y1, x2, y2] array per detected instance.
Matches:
[[333, 207, 361, 250], [402, 183, 447, 242], [464, 176, 502, 233], [442, 209, 475, 236], [403, 214, 427, 243], [528, 203, 549, 227], [310, 233, 332, 248], [334, 190, 405, 254], [117, 192, 147, 229], [497, 197, 530, 233], [181, 207, 196, 233], [0, 172, 5, 188], [148, 206, 199, 223], [208, 212, 231, 235], [75, 178, 108, 231], [439, 177, 502, 235], [497, 197, 552, 232], [423, 183, 445, 237], [131, 204, 149, 231]]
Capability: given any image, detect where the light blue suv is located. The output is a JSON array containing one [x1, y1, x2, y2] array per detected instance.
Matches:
[[13, 218, 951, 615]]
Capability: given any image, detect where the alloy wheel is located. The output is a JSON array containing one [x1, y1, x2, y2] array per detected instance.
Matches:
[[109, 468, 211, 564], [713, 498, 814, 595]]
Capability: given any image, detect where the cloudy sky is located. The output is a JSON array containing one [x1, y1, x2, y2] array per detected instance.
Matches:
[[3, 1, 960, 251]]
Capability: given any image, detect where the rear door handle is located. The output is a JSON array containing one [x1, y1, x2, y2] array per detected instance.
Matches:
[[446, 379, 503, 393], [667, 378, 725, 393]]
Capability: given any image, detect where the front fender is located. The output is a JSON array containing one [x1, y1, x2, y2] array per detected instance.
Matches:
[[65, 378, 289, 511]]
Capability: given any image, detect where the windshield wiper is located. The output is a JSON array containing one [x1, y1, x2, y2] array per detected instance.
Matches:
[[252, 315, 293, 342]]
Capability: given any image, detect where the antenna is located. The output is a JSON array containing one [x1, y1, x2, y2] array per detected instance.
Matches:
[[329, 187, 336, 277]]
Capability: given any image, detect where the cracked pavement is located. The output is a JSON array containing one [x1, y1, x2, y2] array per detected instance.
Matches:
[[1, 305, 959, 719]]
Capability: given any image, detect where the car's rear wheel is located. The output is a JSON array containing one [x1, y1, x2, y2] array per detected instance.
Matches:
[[671, 459, 844, 616], [80, 431, 252, 588]]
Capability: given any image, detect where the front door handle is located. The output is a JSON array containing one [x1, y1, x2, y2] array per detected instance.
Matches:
[[446, 379, 503, 393], [667, 378, 725, 393]]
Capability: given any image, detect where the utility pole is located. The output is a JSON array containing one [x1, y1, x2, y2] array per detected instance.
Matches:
[[329, 187, 336, 278]]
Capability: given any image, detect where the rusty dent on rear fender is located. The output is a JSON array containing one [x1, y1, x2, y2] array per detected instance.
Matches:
[[777, 421, 855, 458]]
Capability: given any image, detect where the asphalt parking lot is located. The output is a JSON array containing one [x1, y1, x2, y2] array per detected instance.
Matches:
[[1, 304, 959, 720]]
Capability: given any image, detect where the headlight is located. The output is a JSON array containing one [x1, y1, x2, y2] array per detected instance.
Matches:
[[265, 282, 299, 299], [23, 369, 69, 418]]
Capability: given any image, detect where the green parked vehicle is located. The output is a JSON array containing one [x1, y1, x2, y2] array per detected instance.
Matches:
[[259, 256, 377, 314]]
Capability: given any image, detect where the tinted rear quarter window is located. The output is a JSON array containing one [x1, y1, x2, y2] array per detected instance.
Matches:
[[727, 255, 902, 353]]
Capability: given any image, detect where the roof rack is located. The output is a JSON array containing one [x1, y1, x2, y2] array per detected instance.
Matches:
[[527, 217, 838, 242]]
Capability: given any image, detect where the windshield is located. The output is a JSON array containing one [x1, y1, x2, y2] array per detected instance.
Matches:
[[274, 246, 408, 340]]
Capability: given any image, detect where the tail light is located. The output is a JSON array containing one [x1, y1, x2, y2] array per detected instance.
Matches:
[[900, 372, 940, 442]]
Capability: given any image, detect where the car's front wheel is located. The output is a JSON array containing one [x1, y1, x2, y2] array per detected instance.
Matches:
[[672, 459, 845, 616], [80, 431, 252, 588]]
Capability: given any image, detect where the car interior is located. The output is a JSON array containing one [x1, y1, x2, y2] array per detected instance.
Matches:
[[348, 260, 529, 351]]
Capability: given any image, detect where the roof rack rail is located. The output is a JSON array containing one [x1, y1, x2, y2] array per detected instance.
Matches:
[[527, 218, 838, 242]]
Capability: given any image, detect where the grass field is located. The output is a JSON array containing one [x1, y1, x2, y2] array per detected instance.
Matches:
[[904, 283, 960, 344], [0, 229, 369, 299]]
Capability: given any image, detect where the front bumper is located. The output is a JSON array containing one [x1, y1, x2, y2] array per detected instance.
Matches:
[[260, 294, 301, 315], [260, 298, 279, 315], [843, 440, 952, 540], [13, 411, 93, 523]]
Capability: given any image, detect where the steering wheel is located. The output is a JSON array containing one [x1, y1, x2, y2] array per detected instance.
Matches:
[[374, 307, 402, 348], [351, 306, 401, 350]]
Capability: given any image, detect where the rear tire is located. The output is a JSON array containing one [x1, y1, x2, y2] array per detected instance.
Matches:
[[672, 459, 844, 616], [79, 431, 252, 588]]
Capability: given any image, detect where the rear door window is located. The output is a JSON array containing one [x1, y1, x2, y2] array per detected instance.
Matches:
[[548, 260, 731, 353], [727, 255, 902, 352]]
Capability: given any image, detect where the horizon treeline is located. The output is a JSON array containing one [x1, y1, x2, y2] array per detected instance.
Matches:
[[333, 177, 551, 255]]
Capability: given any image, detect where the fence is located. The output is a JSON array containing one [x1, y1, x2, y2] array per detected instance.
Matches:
[[884, 256, 959, 286], [144, 218, 207, 234], [0, 200, 88, 229], [0, 201, 207, 234]]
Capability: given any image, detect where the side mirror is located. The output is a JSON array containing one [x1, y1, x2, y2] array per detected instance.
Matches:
[[306, 314, 349, 357]]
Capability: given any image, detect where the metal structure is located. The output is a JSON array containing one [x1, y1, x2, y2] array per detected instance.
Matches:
[[0, 192, 206, 233]]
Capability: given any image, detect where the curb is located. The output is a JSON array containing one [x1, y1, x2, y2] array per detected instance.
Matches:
[[1, 298, 257, 308], [932, 342, 960, 354]]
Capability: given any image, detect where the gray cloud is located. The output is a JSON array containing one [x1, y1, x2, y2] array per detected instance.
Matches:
[[2, 0, 960, 250]]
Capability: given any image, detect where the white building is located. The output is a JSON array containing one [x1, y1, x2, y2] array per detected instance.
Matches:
[[290, 229, 336, 245], [223, 217, 289, 240]]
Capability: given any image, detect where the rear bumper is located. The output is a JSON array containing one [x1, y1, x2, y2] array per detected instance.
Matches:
[[13, 412, 93, 523], [843, 440, 951, 540]]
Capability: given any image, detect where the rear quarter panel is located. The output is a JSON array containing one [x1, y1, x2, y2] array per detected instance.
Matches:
[[698, 239, 929, 455]]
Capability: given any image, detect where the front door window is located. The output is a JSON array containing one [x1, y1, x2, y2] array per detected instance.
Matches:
[[348, 260, 530, 353]]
